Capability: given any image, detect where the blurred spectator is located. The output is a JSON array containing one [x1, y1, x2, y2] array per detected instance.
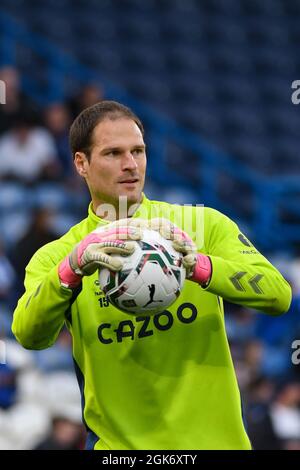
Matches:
[[12, 208, 57, 295], [260, 344, 291, 379], [33, 371, 86, 449], [225, 302, 256, 343], [270, 382, 300, 450], [246, 376, 281, 450], [0, 362, 17, 410], [255, 293, 300, 349], [0, 338, 50, 449], [0, 240, 16, 304], [68, 82, 104, 119], [0, 112, 61, 185], [244, 340, 264, 378], [0, 342, 84, 449], [34, 416, 85, 450], [0, 66, 39, 135], [44, 103, 74, 179], [33, 328, 74, 373]]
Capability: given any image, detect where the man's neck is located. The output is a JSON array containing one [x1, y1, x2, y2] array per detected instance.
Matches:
[[92, 195, 143, 221]]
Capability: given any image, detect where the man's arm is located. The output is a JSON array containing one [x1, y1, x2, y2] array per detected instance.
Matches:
[[202, 208, 292, 315], [152, 210, 292, 316], [12, 249, 75, 350], [12, 220, 143, 350]]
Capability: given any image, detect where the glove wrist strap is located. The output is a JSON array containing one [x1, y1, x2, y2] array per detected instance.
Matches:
[[58, 257, 82, 289], [191, 254, 212, 287]]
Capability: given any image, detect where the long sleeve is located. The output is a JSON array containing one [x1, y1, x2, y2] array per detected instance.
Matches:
[[203, 208, 292, 315], [12, 247, 75, 350]]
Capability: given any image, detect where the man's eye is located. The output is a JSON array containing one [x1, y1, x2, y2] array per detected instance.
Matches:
[[132, 149, 142, 155]]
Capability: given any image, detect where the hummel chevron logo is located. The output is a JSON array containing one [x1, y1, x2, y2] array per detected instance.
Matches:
[[230, 272, 247, 291], [248, 274, 264, 294], [230, 272, 264, 294]]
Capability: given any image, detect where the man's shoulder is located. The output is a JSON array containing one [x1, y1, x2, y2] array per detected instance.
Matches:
[[145, 198, 223, 221]]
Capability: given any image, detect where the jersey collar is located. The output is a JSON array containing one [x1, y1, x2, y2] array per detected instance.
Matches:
[[87, 193, 151, 226]]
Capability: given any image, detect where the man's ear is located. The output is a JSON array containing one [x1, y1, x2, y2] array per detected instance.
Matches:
[[74, 151, 89, 177]]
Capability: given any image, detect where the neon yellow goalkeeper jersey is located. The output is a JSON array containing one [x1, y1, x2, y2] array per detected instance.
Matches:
[[12, 196, 291, 450]]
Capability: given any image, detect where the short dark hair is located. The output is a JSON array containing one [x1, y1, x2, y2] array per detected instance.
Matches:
[[69, 100, 144, 160]]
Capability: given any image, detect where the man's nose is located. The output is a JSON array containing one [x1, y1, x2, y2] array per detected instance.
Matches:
[[121, 152, 138, 171]]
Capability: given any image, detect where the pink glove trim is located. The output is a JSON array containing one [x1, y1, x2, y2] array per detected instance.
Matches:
[[191, 253, 212, 286], [58, 257, 82, 289]]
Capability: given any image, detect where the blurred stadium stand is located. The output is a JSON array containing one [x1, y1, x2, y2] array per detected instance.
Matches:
[[0, 0, 300, 251], [0, 0, 299, 450]]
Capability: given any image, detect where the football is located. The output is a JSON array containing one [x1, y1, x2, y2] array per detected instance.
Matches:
[[99, 228, 186, 315]]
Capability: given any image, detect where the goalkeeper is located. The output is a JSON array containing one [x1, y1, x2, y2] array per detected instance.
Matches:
[[12, 101, 292, 450]]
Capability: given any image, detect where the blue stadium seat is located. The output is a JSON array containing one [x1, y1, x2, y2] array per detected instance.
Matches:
[[266, 105, 300, 136], [216, 76, 260, 104], [0, 211, 31, 248], [203, 17, 247, 45], [33, 184, 73, 211], [178, 104, 221, 136], [48, 211, 81, 236], [170, 74, 216, 104], [228, 135, 274, 173], [0, 183, 31, 214], [124, 73, 171, 106], [165, 44, 210, 74], [120, 42, 165, 71], [253, 45, 296, 72], [209, 43, 253, 73]]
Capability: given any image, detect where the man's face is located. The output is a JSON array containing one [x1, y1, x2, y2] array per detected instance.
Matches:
[[75, 118, 147, 214]]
